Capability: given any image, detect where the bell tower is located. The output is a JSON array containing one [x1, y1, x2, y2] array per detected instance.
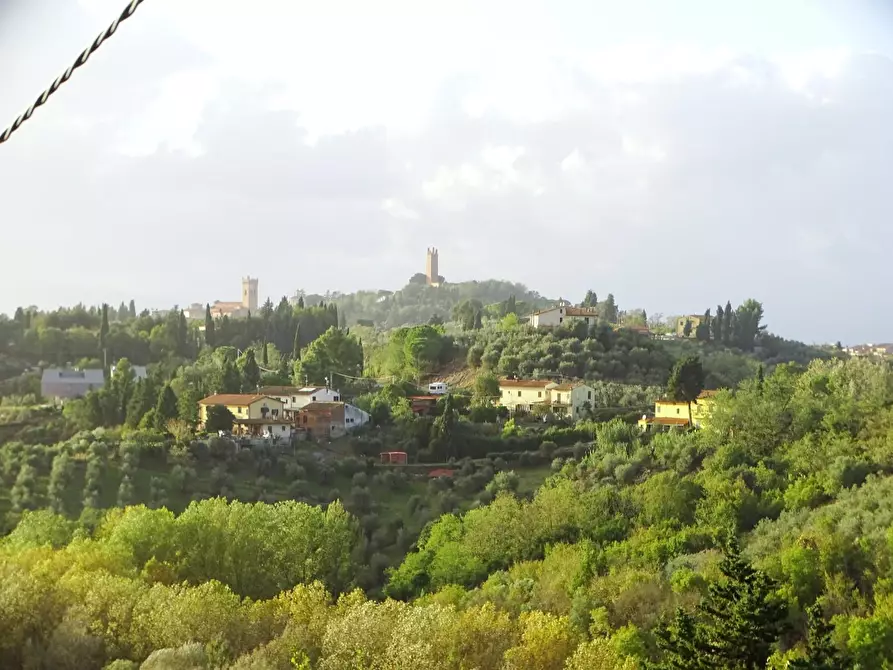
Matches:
[[242, 276, 258, 312], [425, 247, 439, 286]]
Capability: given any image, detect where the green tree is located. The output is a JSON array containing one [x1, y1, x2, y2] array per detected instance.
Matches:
[[473, 371, 500, 404], [99, 303, 110, 363], [204, 304, 216, 348], [683, 318, 693, 338], [293, 323, 302, 360], [128, 299, 136, 318], [733, 299, 765, 351], [219, 359, 242, 394], [126, 377, 155, 427], [666, 355, 705, 426], [293, 327, 363, 386], [205, 405, 236, 433], [723, 300, 733, 345], [788, 603, 848, 670], [153, 383, 179, 431], [713, 304, 724, 342], [239, 349, 261, 391], [697, 309, 712, 341], [603, 294, 619, 323], [653, 536, 788, 669]]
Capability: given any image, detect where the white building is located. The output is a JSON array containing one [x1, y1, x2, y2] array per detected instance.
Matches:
[[529, 305, 599, 329], [41, 368, 105, 403], [258, 386, 342, 413]]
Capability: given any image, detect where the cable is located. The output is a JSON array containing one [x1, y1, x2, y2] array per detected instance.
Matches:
[[0, 0, 146, 146]]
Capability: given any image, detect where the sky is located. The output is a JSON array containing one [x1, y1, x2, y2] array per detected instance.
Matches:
[[0, 0, 891, 344]]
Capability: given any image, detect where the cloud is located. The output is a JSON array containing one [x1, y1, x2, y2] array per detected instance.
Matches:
[[1, 6, 892, 346]]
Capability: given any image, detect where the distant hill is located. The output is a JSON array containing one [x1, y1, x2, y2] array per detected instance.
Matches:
[[332, 279, 553, 328]]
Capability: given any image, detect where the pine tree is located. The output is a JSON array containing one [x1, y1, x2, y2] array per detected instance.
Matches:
[[297, 296, 305, 309], [653, 536, 789, 669], [666, 355, 705, 426], [603, 294, 618, 323], [262, 341, 269, 366], [698, 535, 789, 668], [204, 304, 216, 348], [153, 383, 179, 432], [128, 299, 136, 319], [788, 603, 847, 670]]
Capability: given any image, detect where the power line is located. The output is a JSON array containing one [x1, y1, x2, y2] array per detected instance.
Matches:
[[0, 0, 147, 146]]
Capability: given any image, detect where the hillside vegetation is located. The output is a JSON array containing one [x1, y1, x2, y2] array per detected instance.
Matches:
[[0, 357, 891, 667]]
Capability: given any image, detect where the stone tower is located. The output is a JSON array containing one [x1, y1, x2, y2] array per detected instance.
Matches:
[[425, 247, 439, 285], [242, 276, 259, 312]]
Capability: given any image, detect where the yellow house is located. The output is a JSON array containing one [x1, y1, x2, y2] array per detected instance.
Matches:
[[638, 390, 718, 431], [198, 393, 289, 436], [675, 315, 704, 338], [497, 379, 595, 418], [498, 379, 555, 412]]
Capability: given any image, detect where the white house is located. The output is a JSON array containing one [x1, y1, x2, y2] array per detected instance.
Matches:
[[529, 305, 599, 329], [258, 386, 342, 413]]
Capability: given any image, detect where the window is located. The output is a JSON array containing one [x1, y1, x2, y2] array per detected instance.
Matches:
[[292, 396, 296, 403], [538, 391, 542, 398], [676, 407, 680, 415], [311, 396, 316, 401], [334, 395, 340, 401], [584, 317, 589, 323], [281, 425, 287, 432], [587, 391, 592, 400], [517, 391, 521, 397], [556, 393, 562, 402], [559, 317, 563, 323]]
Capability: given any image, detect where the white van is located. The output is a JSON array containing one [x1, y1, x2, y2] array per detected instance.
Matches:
[[428, 382, 448, 395]]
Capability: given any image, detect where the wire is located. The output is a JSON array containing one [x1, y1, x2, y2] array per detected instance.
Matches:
[[0, 0, 147, 146]]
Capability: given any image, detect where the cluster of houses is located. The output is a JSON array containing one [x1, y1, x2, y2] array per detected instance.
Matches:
[[41, 365, 149, 404], [198, 385, 370, 441]]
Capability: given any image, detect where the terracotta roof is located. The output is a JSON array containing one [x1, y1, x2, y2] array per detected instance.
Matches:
[[258, 386, 306, 395], [564, 307, 599, 317], [698, 390, 720, 399], [656, 399, 689, 405], [199, 394, 279, 406], [409, 395, 440, 401], [552, 382, 586, 391], [428, 468, 455, 478], [499, 379, 555, 389]]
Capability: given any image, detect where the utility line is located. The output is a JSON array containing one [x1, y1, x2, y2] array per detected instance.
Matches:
[[0, 0, 147, 146]]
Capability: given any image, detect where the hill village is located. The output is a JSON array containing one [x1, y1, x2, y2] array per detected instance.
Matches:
[[34, 249, 741, 450]]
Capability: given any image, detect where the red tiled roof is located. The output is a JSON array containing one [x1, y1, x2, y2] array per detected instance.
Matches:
[[500, 379, 554, 388], [428, 468, 455, 478], [552, 382, 585, 391], [408, 395, 440, 400], [258, 386, 306, 395], [199, 394, 279, 406], [698, 390, 720, 399]]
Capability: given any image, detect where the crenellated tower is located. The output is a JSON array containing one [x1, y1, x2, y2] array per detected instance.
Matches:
[[425, 247, 439, 285], [242, 276, 259, 312]]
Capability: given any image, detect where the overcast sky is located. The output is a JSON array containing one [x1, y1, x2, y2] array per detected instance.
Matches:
[[1, 0, 891, 344]]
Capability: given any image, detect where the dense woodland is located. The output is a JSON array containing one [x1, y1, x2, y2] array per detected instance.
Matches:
[[0, 282, 880, 668]]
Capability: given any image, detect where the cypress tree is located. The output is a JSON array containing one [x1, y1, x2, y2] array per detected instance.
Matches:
[[153, 383, 179, 432], [723, 300, 733, 345], [99, 303, 110, 361], [204, 304, 216, 348], [293, 323, 302, 360], [128, 299, 136, 319], [714, 305, 724, 342]]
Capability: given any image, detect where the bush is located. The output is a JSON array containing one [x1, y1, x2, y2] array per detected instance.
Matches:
[[209, 436, 238, 461]]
